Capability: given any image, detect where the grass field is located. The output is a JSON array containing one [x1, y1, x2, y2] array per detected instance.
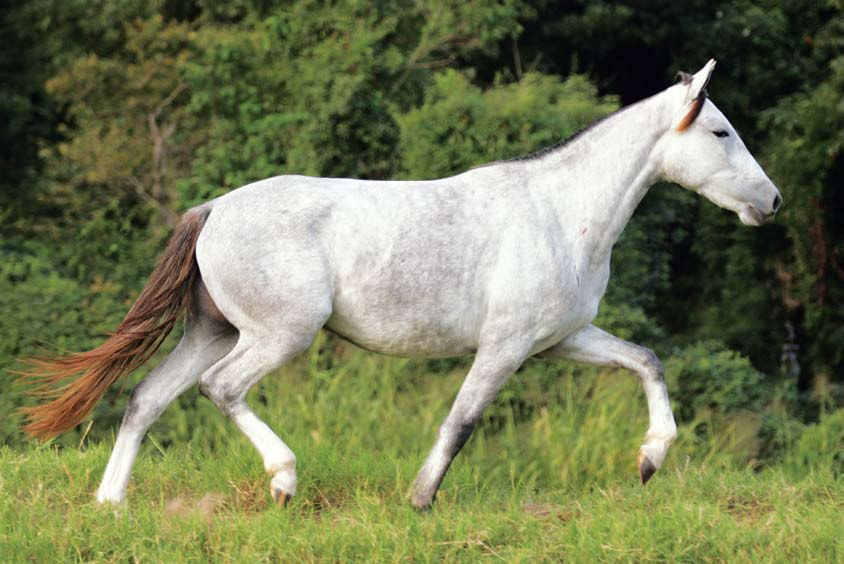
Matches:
[[2, 338, 842, 562], [2, 446, 842, 562]]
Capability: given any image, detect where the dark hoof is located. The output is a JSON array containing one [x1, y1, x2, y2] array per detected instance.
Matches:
[[271, 487, 292, 506], [638, 452, 658, 485]]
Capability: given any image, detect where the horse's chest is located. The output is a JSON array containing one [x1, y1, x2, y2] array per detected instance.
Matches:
[[532, 260, 610, 349]]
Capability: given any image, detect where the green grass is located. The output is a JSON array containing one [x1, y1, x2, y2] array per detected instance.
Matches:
[[1, 338, 842, 561], [1, 445, 842, 562]]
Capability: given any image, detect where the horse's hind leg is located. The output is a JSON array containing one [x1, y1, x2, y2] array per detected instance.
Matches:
[[194, 231, 333, 504], [197, 324, 325, 505], [95, 315, 236, 504]]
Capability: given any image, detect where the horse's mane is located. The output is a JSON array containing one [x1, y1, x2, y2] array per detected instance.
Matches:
[[471, 101, 639, 170], [474, 72, 705, 171]]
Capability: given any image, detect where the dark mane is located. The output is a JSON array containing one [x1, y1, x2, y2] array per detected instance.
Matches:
[[472, 102, 638, 170]]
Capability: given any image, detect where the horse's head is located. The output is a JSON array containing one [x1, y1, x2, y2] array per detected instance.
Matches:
[[654, 59, 781, 226]]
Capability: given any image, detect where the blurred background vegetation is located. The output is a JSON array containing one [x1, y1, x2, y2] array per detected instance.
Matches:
[[1, 0, 843, 478]]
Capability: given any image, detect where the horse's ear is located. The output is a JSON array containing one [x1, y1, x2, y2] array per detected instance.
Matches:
[[676, 59, 716, 131], [675, 71, 693, 85], [687, 59, 716, 102]]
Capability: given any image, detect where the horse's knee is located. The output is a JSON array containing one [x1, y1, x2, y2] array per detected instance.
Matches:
[[639, 349, 664, 380]]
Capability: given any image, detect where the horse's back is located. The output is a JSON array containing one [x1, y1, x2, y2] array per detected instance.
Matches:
[[194, 173, 526, 354]]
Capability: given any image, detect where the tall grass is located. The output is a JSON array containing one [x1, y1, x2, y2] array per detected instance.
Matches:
[[2, 333, 843, 561], [146, 332, 743, 493]]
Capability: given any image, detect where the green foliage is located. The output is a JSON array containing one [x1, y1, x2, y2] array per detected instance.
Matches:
[[763, 55, 844, 372], [665, 340, 770, 423], [44, 15, 196, 230], [592, 301, 666, 345], [179, 0, 531, 204], [2, 376, 844, 561], [605, 183, 698, 316], [683, 207, 786, 371], [0, 231, 158, 444], [784, 408, 844, 478], [0, 4, 844, 536], [0, 2, 61, 220], [526, 0, 841, 383], [397, 70, 617, 178]]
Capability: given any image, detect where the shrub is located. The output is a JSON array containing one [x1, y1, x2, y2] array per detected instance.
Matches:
[[665, 340, 770, 422], [784, 408, 844, 477]]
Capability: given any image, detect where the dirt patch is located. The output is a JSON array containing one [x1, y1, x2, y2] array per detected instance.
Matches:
[[724, 494, 774, 524], [298, 485, 354, 516], [165, 492, 226, 523], [227, 477, 271, 513], [523, 501, 581, 524]]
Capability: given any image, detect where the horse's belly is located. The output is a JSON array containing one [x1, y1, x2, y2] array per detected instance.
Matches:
[[325, 298, 481, 358], [324, 316, 478, 357]]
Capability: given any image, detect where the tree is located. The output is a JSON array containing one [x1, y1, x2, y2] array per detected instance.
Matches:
[[763, 55, 844, 385]]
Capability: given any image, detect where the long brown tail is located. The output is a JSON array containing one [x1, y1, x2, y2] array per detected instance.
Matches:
[[18, 206, 211, 439]]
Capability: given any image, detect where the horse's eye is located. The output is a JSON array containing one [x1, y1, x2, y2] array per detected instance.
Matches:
[[713, 130, 730, 138]]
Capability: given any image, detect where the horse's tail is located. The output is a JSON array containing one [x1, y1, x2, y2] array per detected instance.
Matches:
[[18, 206, 212, 440]]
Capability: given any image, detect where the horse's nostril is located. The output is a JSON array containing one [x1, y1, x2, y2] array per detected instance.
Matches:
[[772, 194, 782, 212]]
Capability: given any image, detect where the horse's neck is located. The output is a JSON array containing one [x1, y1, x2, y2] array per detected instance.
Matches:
[[528, 95, 667, 269]]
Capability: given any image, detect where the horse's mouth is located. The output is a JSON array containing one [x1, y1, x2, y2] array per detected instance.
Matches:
[[738, 204, 773, 226]]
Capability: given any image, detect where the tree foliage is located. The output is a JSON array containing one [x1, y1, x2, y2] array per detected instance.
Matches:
[[2, 0, 844, 445], [397, 70, 617, 178], [763, 55, 844, 377]]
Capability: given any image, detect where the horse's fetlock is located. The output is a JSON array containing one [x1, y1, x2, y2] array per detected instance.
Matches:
[[267, 458, 296, 476], [665, 421, 678, 443]]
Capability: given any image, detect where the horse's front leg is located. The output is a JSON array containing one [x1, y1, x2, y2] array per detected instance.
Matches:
[[539, 324, 677, 484], [411, 338, 533, 510]]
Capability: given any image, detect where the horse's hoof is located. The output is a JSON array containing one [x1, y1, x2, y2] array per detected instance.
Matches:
[[271, 486, 293, 506], [269, 467, 296, 507], [411, 499, 433, 512], [637, 452, 658, 485], [410, 489, 435, 512], [95, 489, 125, 506]]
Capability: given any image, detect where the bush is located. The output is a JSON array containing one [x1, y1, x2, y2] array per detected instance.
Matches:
[[665, 340, 771, 423], [784, 408, 844, 478], [396, 70, 618, 179], [592, 301, 665, 345]]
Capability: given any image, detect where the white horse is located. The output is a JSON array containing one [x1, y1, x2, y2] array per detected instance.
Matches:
[[22, 60, 780, 509]]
